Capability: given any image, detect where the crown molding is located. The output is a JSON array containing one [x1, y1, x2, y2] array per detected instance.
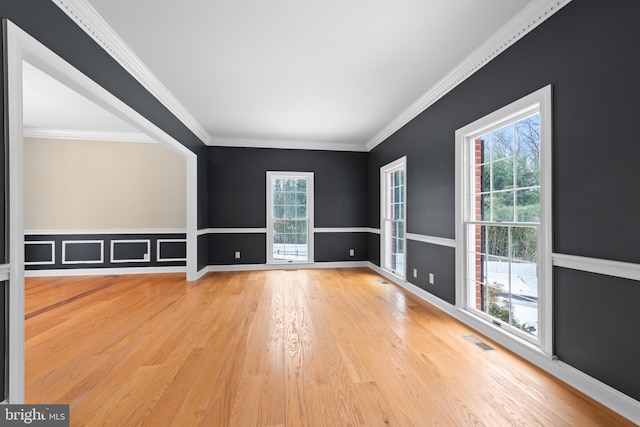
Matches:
[[210, 137, 368, 152], [23, 128, 156, 143], [51, 0, 211, 145], [52, 0, 572, 153], [365, 0, 572, 151]]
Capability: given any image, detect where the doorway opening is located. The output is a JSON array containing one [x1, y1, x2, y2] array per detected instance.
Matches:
[[5, 20, 198, 404]]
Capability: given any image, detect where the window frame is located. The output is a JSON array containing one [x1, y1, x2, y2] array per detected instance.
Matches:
[[455, 86, 553, 356], [380, 156, 407, 280], [266, 171, 314, 264]]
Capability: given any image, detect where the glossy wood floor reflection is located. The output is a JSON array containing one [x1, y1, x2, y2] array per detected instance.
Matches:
[[25, 269, 633, 426]]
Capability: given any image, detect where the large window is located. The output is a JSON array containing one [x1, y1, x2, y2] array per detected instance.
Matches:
[[266, 172, 314, 264], [456, 86, 552, 353], [381, 157, 406, 279]]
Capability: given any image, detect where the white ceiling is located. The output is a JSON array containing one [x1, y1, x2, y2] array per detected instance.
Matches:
[[29, 0, 537, 150], [22, 61, 141, 134]]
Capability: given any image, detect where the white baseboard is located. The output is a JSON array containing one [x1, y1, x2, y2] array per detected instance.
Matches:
[[199, 261, 369, 275], [25, 266, 186, 277], [366, 262, 640, 425]]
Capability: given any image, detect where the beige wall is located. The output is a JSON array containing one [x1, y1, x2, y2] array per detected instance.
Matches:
[[24, 137, 186, 230]]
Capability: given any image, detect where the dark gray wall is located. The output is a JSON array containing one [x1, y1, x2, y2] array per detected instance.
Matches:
[[554, 268, 640, 402], [368, 0, 640, 402], [207, 147, 368, 264]]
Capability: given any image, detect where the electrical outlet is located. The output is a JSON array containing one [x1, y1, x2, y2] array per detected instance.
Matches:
[[413, 268, 418, 278], [235, 251, 241, 259], [349, 249, 355, 257], [429, 273, 435, 284]]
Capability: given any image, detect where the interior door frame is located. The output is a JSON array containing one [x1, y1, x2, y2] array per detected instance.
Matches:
[[4, 19, 199, 403]]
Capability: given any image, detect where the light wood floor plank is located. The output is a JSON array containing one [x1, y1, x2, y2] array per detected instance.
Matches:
[[25, 269, 635, 426]]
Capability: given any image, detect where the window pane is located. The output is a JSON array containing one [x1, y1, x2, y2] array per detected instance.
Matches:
[[493, 191, 514, 222], [510, 260, 538, 336], [485, 225, 509, 257], [393, 203, 401, 220], [485, 255, 508, 291], [273, 206, 284, 219], [274, 192, 284, 205], [296, 206, 307, 218], [393, 186, 401, 204], [476, 193, 490, 221], [516, 155, 539, 189], [295, 220, 307, 233], [296, 192, 307, 206], [296, 179, 307, 192], [516, 189, 540, 222], [492, 158, 514, 191], [491, 124, 514, 161], [284, 192, 296, 205], [284, 179, 295, 191], [273, 179, 283, 191], [284, 206, 296, 218], [516, 115, 540, 160], [511, 226, 537, 263], [297, 233, 307, 245], [486, 281, 511, 324]]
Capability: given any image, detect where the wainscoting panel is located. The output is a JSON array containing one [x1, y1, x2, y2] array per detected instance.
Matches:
[[157, 239, 187, 262], [24, 241, 55, 266], [25, 231, 187, 272], [111, 240, 151, 263], [62, 240, 104, 264]]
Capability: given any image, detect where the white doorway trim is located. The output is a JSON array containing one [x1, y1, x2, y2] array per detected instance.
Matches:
[[4, 20, 198, 403]]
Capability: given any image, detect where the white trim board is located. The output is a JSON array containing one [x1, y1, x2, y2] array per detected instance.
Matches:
[[406, 233, 456, 248], [199, 227, 375, 235], [25, 228, 187, 235], [210, 136, 366, 153], [204, 261, 369, 274], [23, 128, 155, 143], [199, 228, 267, 235], [366, 262, 640, 426], [313, 227, 370, 233], [552, 253, 640, 283], [25, 266, 187, 277]]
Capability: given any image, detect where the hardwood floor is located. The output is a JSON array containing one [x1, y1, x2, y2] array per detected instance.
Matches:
[[25, 269, 634, 426]]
